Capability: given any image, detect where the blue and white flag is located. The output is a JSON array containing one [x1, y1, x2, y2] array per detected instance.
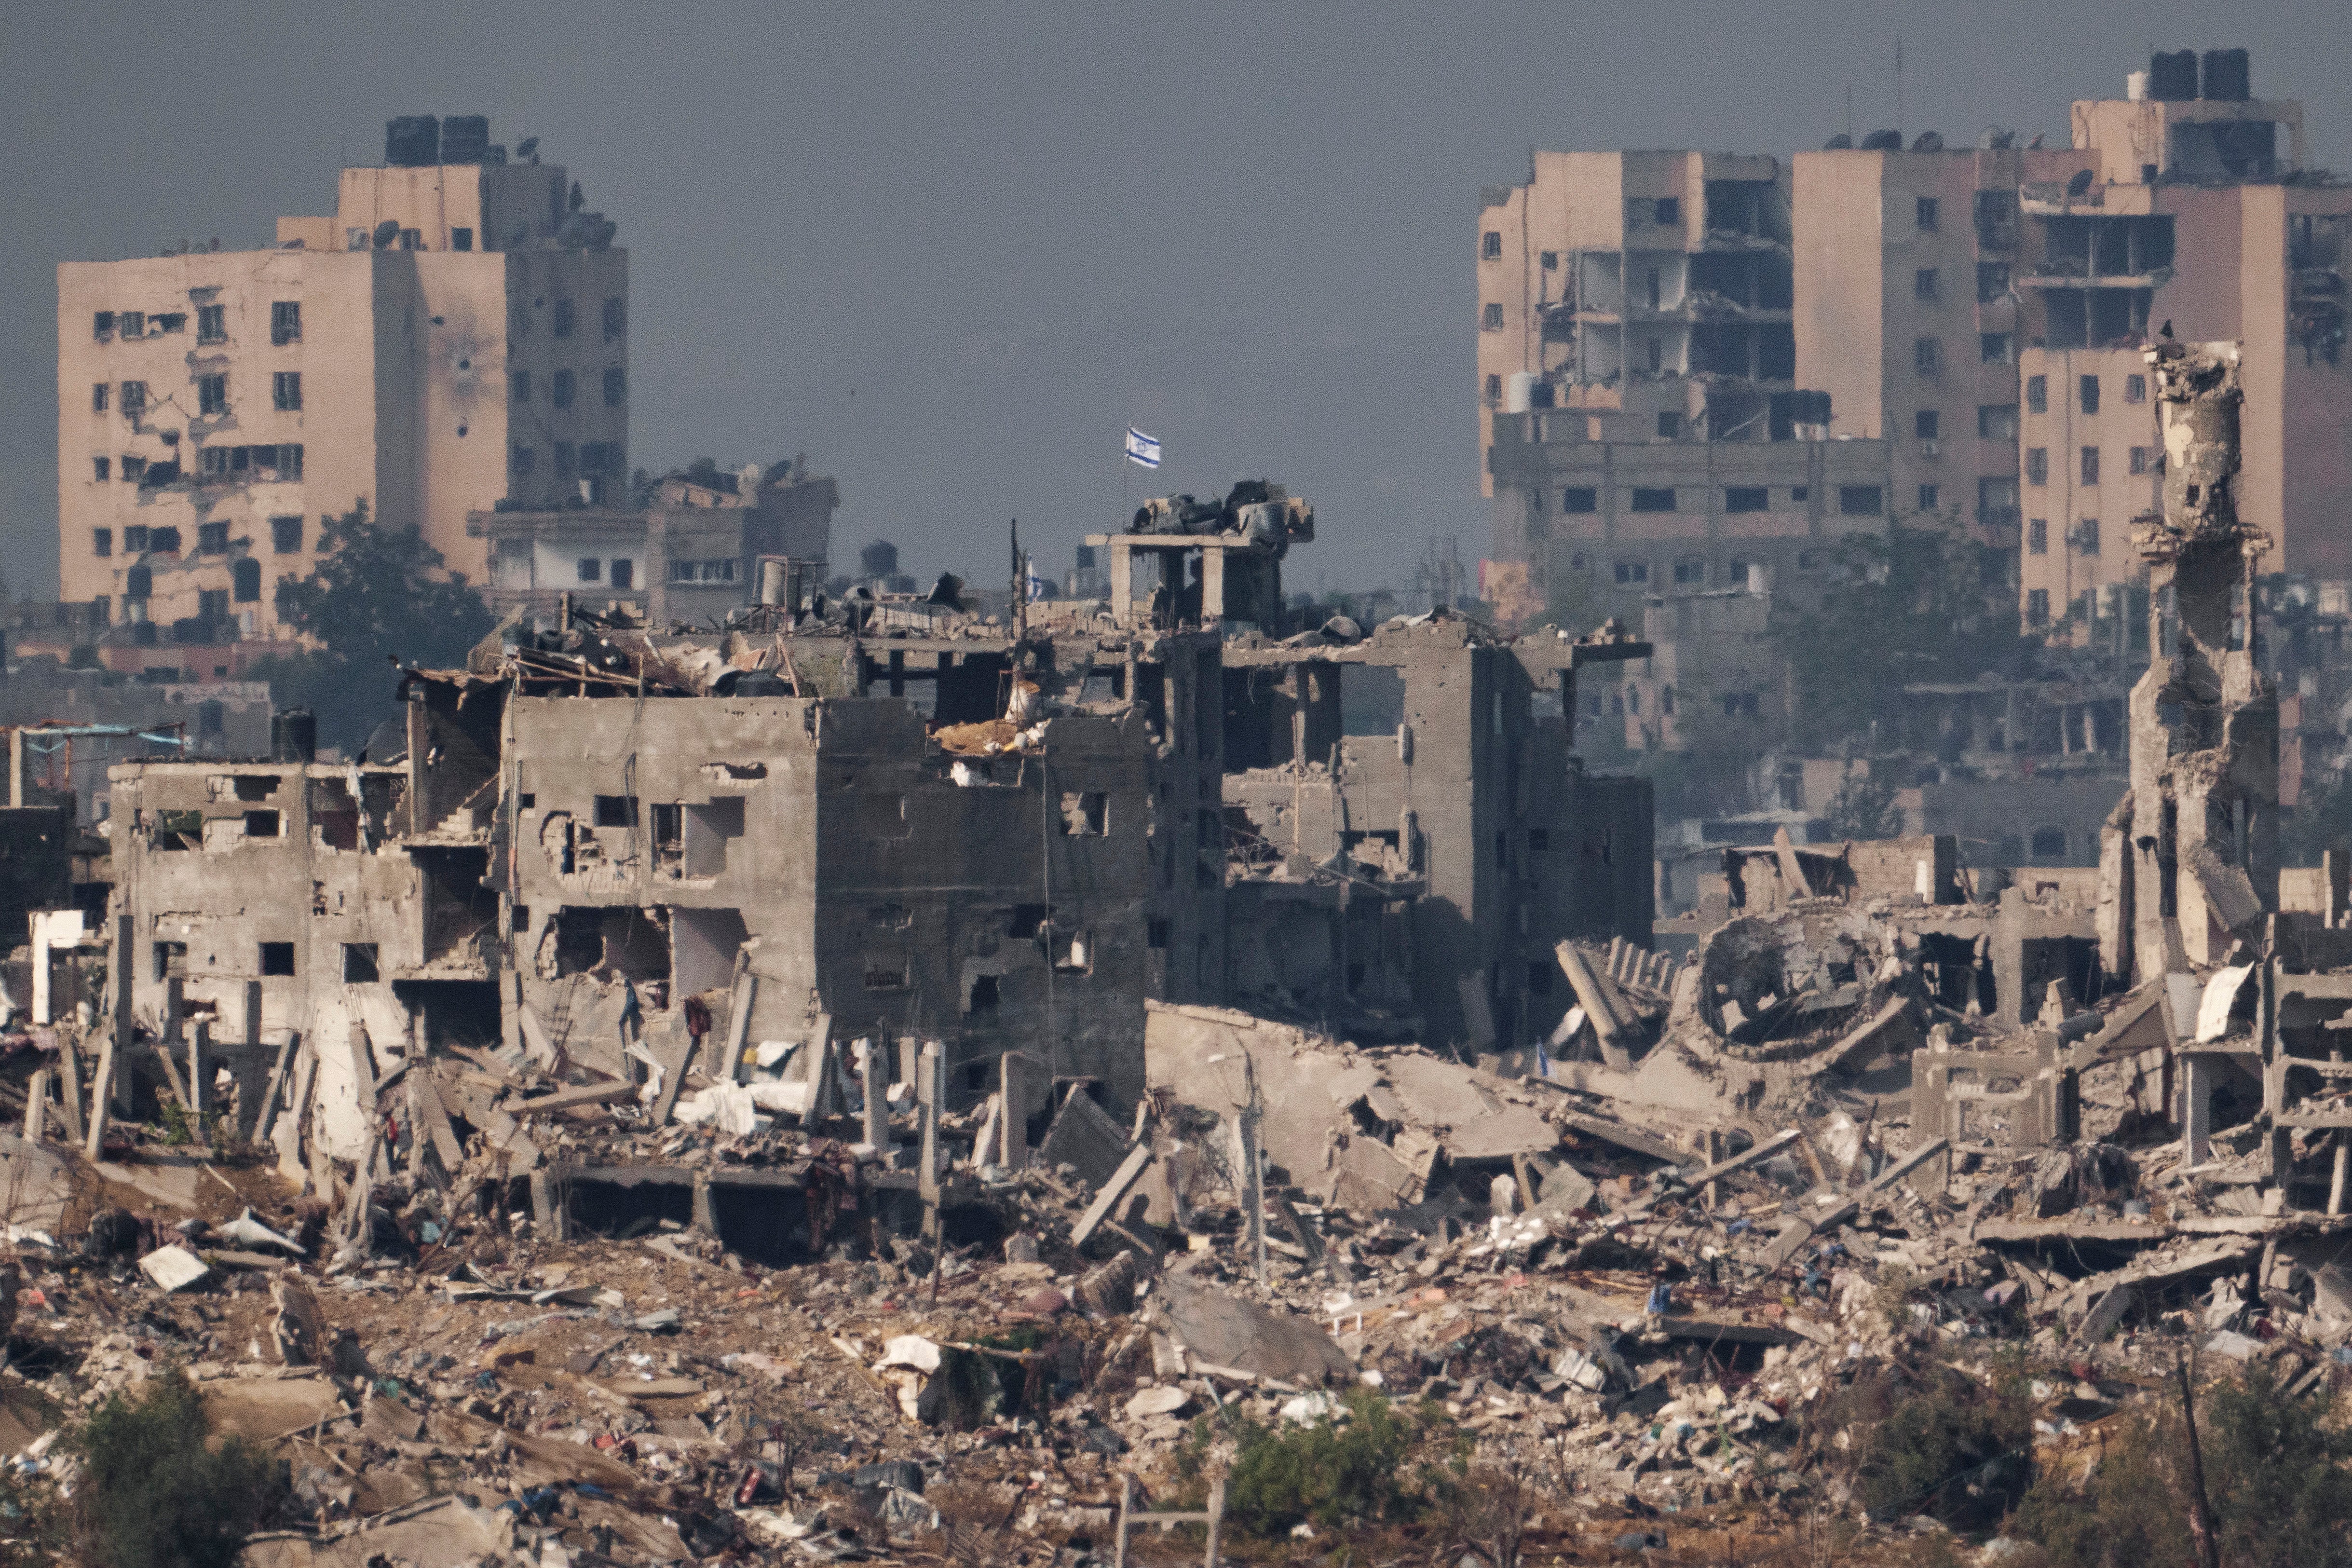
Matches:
[[1124, 427, 1162, 469]]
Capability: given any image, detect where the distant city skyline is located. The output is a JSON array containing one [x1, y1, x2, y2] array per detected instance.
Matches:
[[5, 0, 2345, 603]]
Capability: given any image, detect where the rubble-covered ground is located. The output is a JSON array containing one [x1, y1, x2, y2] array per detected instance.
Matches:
[[3, 991, 2347, 1568]]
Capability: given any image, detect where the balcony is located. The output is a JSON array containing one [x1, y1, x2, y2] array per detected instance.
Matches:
[[2020, 262, 2173, 292], [2020, 182, 2104, 217]]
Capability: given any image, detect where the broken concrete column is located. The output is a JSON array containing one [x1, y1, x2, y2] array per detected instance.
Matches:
[[857, 1037, 887, 1151], [2182, 1052, 2218, 1167], [54, 1040, 82, 1145], [21, 1070, 49, 1141], [1555, 941, 1634, 1069], [690, 1172, 717, 1237], [997, 1050, 1049, 1171], [188, 1020, 208, 1120], [2116, 341, 2277, 979], [105, 912, 133, 1119], [2107, 808, 2147, 983], [917, 1041, 944, 1243], [530, 1169, 568, 1241]]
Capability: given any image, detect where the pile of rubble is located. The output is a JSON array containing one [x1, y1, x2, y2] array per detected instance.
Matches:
[[2, 910, 2347, 1568], [2, 340, 2347, 1564]]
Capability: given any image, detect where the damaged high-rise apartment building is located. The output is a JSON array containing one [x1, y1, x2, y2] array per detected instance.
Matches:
[[1479, 50, 2352, 641], [55, 115, 628, 674], [102, 489, 1654, 1157]]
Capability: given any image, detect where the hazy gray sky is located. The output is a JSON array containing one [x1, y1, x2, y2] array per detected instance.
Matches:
[[5, 1, 2345, 600]]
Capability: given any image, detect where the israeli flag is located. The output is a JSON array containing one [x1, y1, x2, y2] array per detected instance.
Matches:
[[1124, 427, 1162, 469]]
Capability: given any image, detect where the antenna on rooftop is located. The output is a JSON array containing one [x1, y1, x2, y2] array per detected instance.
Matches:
[[1895, 38, 1904, 140]]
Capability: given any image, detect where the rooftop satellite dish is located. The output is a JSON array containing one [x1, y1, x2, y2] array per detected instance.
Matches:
[[516, 136, 540, 162]]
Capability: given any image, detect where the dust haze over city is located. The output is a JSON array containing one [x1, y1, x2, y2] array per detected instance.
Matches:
[[8, 4, 2352, 1567]]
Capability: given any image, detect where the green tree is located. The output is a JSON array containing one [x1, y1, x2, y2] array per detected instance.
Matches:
[[1219, 1389, 1435, 1535], [1769, 525, 2037, 756], [247, 500, 496, 757], [2013, 1362, 2352, 1568], [1823, 766, 1902, 840], [70, 1368, 285, 1568]]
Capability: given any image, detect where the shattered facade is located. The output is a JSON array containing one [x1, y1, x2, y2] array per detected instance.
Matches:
[[99, 489, 1656, 1138], [1482, 53, 2352, 643], [2107, 341, 2279, 978]]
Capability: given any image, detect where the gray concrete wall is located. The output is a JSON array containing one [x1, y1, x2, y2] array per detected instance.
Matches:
[[507, 694, 822, 1048]]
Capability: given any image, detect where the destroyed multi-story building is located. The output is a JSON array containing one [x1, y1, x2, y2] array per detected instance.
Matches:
[[55, 115, 627, 657], [97, 486, 1654, 1156], [2102, 339, 2279, 978]]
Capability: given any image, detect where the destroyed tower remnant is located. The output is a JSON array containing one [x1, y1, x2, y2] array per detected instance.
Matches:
[[2104, 341, 2279, 981]]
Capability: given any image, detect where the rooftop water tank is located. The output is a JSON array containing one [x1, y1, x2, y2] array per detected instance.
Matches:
[[2148, 51, 2199, 102], [2201, 48, 2251, 102], [439, 115, 490, 164], [385, 116, 439, 167], [272, 709, 317, 764]]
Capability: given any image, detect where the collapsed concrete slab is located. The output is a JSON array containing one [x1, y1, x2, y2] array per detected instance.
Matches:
[[1153, 1268, 1353, 1385], [1141, 1001, 1557, 1210]]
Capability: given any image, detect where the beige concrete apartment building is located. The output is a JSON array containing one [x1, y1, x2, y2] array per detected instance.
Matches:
[[1791, 142, 2053, 553], [1481, 51, 2352, 636], [57, 118, 626, 647], [1477, 151, 1884, 627], [2016, 65, 2352, 627], [1475, 149, 1796, 489]]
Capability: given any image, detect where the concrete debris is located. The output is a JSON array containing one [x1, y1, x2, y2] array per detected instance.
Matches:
[[1154, 1269, 1353, 1385], [271, 1275, 327, 1366], [137, 1243, 209, 1292], [1142, 1002, 1558, 1215], [0, 350, 2344, 1560]]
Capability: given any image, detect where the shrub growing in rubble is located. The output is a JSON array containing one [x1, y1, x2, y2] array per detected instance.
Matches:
[[1824, 1351, 2033, 1527], [1213, 1388, 1443, 1536], [68, 1368, 285, 1568], [2012, 1362, 2352, 1568]]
